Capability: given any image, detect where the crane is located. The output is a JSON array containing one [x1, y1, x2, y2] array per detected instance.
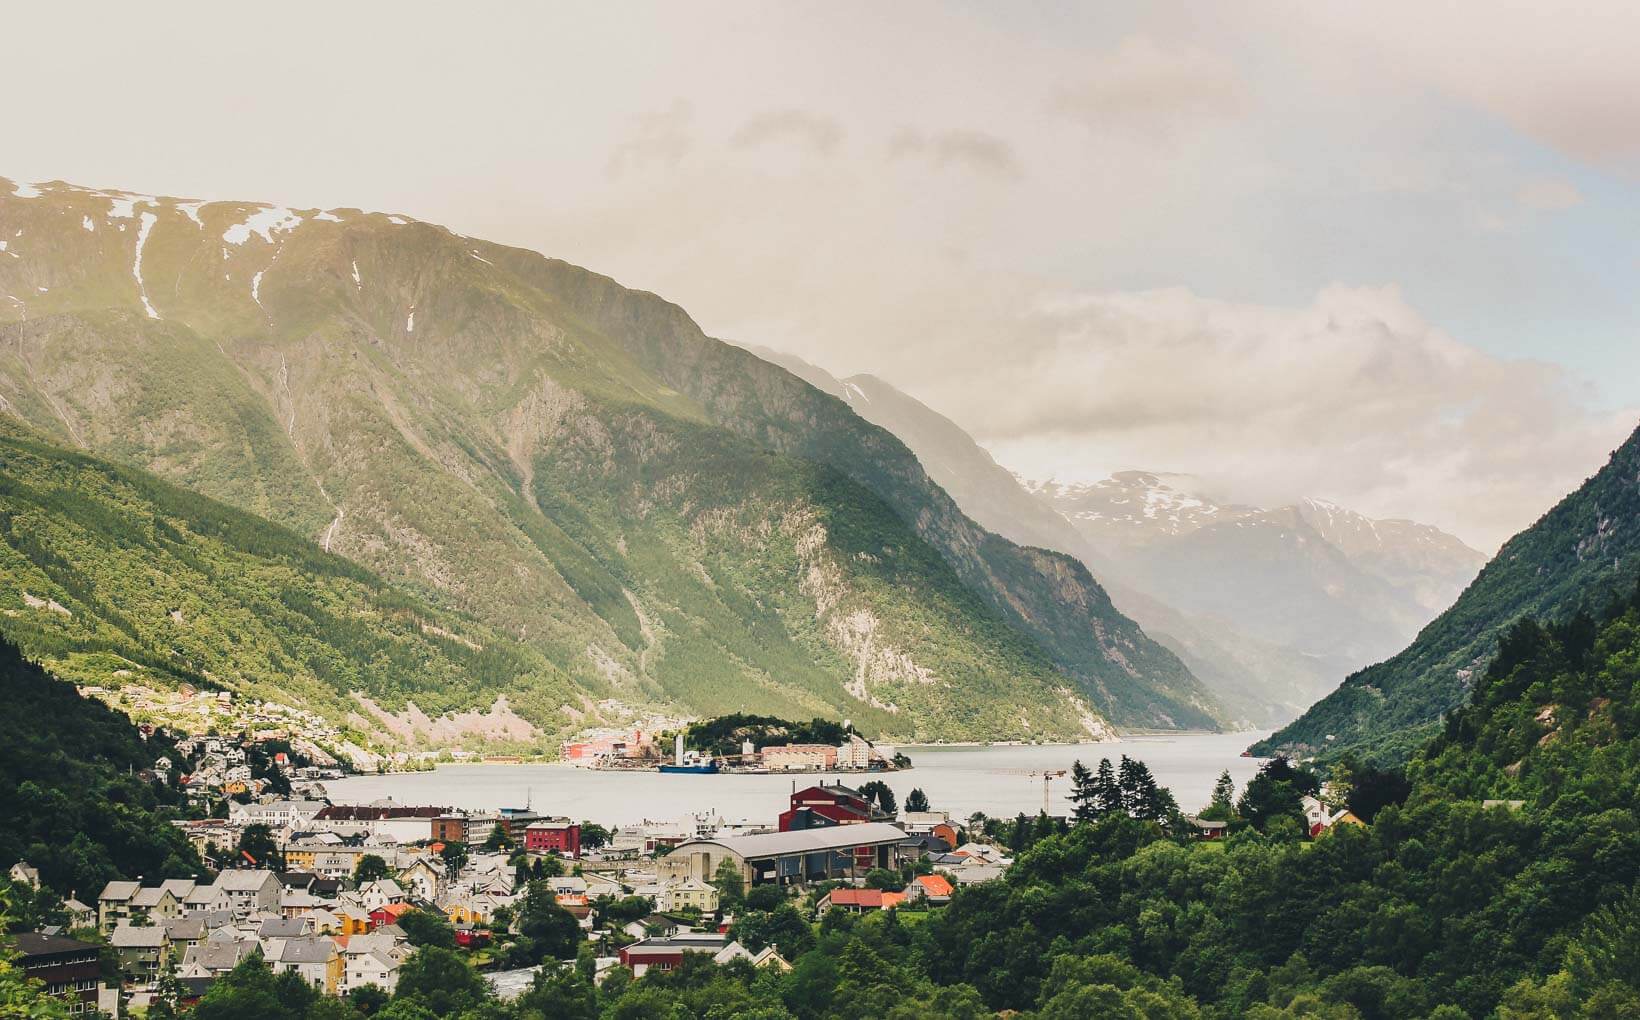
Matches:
[[1030, 769, 1067, 815]]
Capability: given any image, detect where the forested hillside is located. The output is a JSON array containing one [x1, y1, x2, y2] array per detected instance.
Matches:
[[0, 636, 202, 900], [1258, 422, 1640, 762], [0, 177, 1223, 739]]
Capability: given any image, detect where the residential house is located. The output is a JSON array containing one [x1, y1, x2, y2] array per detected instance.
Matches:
[[110, 923, 170, 983], [270, 936, 342, 995], [618, 932, 733, 977], [1185, 816, 1229, 841], [128, 885, 184, 926], [61, 897, 96, 931], [397, 858, 445, 903], [5, 932, 101, 1014], [906, 874, 954, 906], [659, 878, 719, 913], [342, 947, 401, 994], [162, 917, 208, 954], [8, 861, 40, 889], [215, 870, 281, 918], [179, 939, 261, 980], [98, 881, 141, 932], [358, 880, 407, 913], [816, 888, 907, 915]]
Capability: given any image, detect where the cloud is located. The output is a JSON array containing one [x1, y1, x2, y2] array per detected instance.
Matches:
[[1277, 1, 1640, 175], [731, 109, 844, 155], [928, 285, 1634, 551], [1050, 36, 1244, 139], [606, 101, 695, 177], [887, 128, 1020, 179]]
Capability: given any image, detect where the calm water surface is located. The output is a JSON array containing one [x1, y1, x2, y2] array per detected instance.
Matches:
[[325, 732, 1267, 826]]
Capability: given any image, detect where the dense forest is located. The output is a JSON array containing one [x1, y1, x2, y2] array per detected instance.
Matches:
[[0, 636, 203, 901], [685, 715, 852, 756]]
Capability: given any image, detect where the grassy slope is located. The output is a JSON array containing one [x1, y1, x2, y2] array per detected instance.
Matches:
[[1256, 423, 1640, 762], [0, 417, 580, 742]]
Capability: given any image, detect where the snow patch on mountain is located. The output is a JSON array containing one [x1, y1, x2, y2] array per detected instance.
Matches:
[[132, 211, 160, 319], [223, 206, 302, 245]]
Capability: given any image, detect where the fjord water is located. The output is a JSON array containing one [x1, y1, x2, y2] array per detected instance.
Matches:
[[324, 731, 1266, 825]]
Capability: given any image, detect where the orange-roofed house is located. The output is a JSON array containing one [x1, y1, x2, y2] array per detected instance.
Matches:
[[816, 888, 908, 916], [909, 874, 954, 906]]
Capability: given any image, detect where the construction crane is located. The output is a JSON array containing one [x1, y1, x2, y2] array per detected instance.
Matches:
[[1031, 769, 1068, 815]]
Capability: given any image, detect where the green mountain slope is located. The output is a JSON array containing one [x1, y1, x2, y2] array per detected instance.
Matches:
[[0, 177, 1218, 739], [0, 417, 581, 745], [1255, 422, 1640, 761]]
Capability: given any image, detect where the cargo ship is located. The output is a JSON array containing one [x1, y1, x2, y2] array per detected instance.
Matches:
[[657, 760, 720, 775]]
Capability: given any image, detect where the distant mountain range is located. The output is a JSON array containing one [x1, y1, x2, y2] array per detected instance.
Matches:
[[748, 347, 1486, 727], [1256, 420, 1640, 761], [0, 176, 1222, 743]]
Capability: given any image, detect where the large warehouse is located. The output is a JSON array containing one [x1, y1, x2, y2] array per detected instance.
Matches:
[[658, 822, 909, 886]]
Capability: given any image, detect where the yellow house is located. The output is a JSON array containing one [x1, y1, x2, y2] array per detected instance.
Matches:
[[445, 899, 484, 926], [284, 847, 319, 871]]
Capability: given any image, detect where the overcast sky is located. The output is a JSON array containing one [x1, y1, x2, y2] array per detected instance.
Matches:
[[8, 1, 1639, 550]]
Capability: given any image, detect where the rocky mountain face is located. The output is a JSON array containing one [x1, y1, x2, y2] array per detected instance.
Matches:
[[0, 176, 1223, 741], [1256, 421, 1640, 762]]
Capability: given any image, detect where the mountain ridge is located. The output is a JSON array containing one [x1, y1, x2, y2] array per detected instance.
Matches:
[[0, 175, 1219, 740]]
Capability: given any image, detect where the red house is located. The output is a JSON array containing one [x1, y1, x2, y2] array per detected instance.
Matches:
[[524, 818, 581, 858]]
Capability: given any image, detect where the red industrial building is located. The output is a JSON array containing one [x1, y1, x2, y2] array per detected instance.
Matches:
[[778, 784, 882, 831], [523, 818, 582, 858]]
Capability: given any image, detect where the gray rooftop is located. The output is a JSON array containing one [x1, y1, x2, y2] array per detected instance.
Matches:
[[681, 823, 909, 860], [275, 937, 337, 964], [111, 924, 168, 948]]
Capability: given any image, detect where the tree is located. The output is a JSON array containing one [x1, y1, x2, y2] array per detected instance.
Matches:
[[437, 841, 469, 876], [393, 946, 491, 1016], [864, 868, 904, 891], [744, 884, 785, 912], [518, 880, 579, 961], [482, 824, 513, 852], [1237, 757, 1319, 832], [1069, 760, 1100, 823], [1203, 770, 1237, 820], [1094, 758, 1124, 817], [397, 908, 456, 949], [858, 780, 898, 817], [578, 822, 611, 850], [235, 824, 283, 871], [712, 858, 745, 910], [905, 788, 931, 813], [354, 853, 389, 884]]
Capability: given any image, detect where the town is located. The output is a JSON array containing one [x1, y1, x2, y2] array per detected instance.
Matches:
[[5, 777, 1003, 1015]]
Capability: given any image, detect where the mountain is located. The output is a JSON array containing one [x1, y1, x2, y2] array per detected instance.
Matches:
[[1028, 473, 1485, 713], [1255, 421, 1640, 761], [0, 176, 1221, 741], [746, 352, 1483, 727]]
